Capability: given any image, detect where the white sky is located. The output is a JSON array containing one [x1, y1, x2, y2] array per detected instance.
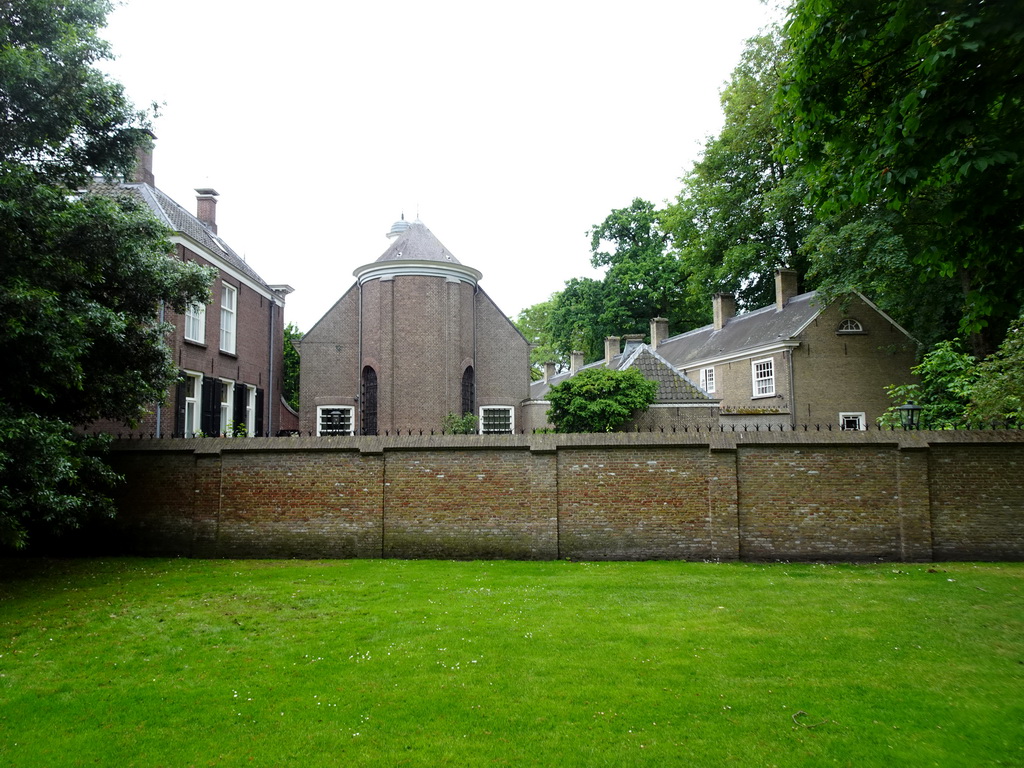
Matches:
[[101, 0, 780, 333]]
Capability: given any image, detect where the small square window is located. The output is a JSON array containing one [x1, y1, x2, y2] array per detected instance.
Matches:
[[318, 406, 354, 436], [839, 412, 866, 431], [480, 406, 514, 434]]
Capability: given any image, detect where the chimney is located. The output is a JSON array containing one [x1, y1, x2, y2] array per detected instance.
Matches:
[[713, 293, 736, 330], [604, 336, 620, 366], [775, 268, 799, 310], [195, 188, 220, 234], [570, 350, 585, 374], [132, 130, 156, 186], [622, 334, 645, 359], [543, 361, 556, 384], [650, 317, 669, 351]]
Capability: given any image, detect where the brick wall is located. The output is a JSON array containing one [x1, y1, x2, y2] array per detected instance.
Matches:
[[106, 431, 1024, 561]]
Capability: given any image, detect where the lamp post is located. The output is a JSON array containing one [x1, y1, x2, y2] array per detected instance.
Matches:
[[896, 400, 923, 430]]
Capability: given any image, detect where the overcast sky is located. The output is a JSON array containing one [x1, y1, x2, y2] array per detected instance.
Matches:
[[101, 0, 780, 333]]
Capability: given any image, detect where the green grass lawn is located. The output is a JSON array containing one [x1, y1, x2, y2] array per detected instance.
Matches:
[[0, 558, 1021, 767]]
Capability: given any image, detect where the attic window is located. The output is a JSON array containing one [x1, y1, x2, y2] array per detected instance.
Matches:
[[837, 318, 864, 334]]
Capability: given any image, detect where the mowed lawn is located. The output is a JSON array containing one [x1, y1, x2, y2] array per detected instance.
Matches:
[[0, 558, 1020, 767]]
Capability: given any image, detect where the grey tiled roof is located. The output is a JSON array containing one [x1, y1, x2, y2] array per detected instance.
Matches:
[[374, 221, 461, 264], [529, 344, 713, 403], [622, 347, 710, 403], [90, 180, 272, 290], [656, 291, 824, 368]]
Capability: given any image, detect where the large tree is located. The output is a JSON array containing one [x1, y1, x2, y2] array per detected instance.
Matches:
[[778, 0, 1024, 354], [0, 0, 211, 547], [512, 295, 564, 380], [664, 31, 815, 312]]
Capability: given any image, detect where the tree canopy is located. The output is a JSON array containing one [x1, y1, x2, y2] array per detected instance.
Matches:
[[0, 0, 211, 547], [664, 31, 815, 312], [778, 0, 1024, 352]]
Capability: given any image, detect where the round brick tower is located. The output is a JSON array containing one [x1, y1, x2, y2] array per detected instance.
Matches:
[[352, 219, 483, 434]]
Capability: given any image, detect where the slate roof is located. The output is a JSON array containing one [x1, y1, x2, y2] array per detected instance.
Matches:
[[374, 220, 461, 265], [90, 179, 272, 290], [656, 291, 823, 369]]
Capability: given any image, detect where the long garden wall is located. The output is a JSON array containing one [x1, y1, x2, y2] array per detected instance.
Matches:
[[106, 431, 1024, 562]]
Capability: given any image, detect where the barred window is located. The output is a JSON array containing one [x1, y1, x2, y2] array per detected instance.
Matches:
[[480, 406, 514, 434], [752, 358, 775, 397], [317, 406, 354, 436]]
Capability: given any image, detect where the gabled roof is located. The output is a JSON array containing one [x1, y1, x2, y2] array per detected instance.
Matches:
[[374, 220, 461, 264], [529, 343, 715, 404], [657, 291, 822, 369], [92, 179, 274, 292], [619, 345, 712, 403]]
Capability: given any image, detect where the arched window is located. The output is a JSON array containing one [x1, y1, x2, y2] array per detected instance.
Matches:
[[461, 366, 475, 416], [361, 366, 378, 435], [837, 318, 864, 333]]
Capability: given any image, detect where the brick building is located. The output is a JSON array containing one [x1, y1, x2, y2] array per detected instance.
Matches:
[[528, 269, 918, 431], [91, 144, 297, 437], [296, 218, 530, 435]]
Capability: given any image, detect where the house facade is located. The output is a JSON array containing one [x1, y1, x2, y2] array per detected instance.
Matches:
[[528, 270, 918, 431], [297, 219, 531, 435], [91, 144, 297, 437]]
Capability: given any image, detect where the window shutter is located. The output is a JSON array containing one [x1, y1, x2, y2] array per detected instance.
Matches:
[[174, 374, 187, 437], [201, 378, 221, 436], [255, 388, 265, 436], [233, 384, 247, 433]]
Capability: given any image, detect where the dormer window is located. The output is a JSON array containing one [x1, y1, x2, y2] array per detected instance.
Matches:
[[837, 318, 864, 334]]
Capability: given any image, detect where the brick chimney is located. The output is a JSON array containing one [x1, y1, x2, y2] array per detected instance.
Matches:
[[543, 361, 556, 384], [713, 293, 736, 331], [195, 188, 220, 234], [776, 268, 799, 310], [650, 317, 669, 351], [604, 336, 620, 366], [133, 140, 155, 186], [570, 350, 585, 374]]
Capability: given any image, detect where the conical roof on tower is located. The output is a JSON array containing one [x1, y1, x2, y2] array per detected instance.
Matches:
[[376, 219, 461, 264]]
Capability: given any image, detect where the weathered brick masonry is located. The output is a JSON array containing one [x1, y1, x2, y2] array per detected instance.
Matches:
[[107, 431, 1024, 561]]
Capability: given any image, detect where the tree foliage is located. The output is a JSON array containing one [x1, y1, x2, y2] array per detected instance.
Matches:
[[778, 0, 1024, 351], [283, 323, 301, 410], [664, 31, 815, 312], [544, 367, 658, 434], [880, 340, 978, 429], [0, 0, 211, 547], [512, 295, 564, 380], [967, 315, 1024, 426]]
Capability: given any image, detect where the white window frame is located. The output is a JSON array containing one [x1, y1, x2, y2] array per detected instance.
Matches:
[[752, 357, 775, 398], [699, 366, 716, 394], [184, 302, 206, 343], [839, 412, 866, 431], [837, 318, 864, 333], [220, 283, 237, 354], [219, 379, 234, 436], [183, 371, 202, 437], [479, 406, 514, 435], [245, 385, 257, 436], [317, 406, 354, 436]]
